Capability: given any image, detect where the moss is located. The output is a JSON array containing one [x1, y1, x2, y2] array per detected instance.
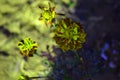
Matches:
[[20, 56, 52, 78]]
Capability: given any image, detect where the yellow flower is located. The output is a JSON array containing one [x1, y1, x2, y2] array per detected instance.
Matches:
[[53, 18, 86, 51]]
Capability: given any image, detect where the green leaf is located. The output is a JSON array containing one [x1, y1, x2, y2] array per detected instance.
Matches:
[[73, 27, 78, 34], [62, 20, 67, 29], [73, 36, 78, 40]]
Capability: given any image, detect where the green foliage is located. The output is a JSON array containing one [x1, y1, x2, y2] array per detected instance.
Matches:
[[17, 38, 53, 79], [18, 38, 38, 57], [18, 75, 28, 80], [19, 55, 52, 79], [39, 6, 56, 25], [0, 0, 41, 34], [0, 0, 86, 80], [0, 0, 57, 54], [53, 18, 86, 51]]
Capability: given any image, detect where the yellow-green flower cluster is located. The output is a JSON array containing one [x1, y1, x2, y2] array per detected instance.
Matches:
[[40, 8, 55, 22], [53, 18, 86, 51], [39, 3, 56, 26], [18, 38, 38, 57]]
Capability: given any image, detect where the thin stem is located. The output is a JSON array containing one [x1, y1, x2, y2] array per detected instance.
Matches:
[[29, 76, 47, 79], [74, 51, 83, 63], [74, 50, 92, 80]]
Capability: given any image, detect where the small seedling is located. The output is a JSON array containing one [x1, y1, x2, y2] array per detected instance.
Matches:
[[39, 2, 64, 27], [18, 38, 38, 58]]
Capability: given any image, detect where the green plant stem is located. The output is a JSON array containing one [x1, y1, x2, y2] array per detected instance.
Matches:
[[74, 51, 92, 79], [74, 51, 82, 62], [29, 76, 47, 79]]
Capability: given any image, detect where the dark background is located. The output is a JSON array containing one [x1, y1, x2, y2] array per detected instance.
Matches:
[[75, 0, 120, 80]]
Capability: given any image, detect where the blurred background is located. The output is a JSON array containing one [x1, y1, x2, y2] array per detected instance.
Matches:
[[0, 0, 120, 80]]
